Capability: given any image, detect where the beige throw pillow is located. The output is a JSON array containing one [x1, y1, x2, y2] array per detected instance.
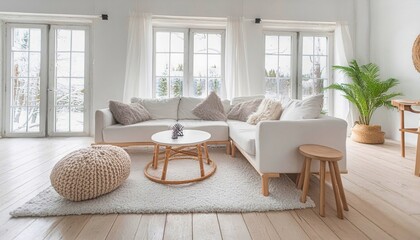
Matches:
[[227, 98, 263, 122], [192, 92, 227, 121], [246, 98, 282, 125], [109, 100, 151, 125]]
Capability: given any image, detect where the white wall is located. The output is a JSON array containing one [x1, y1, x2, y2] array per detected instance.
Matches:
[[370, 0, 420, 145], [1, 0, 362, 135]]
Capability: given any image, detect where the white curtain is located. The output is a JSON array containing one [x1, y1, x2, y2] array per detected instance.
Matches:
[[123, 12, 153, 102], [225, 17, 251, 99], [334, 22, 356, 133]]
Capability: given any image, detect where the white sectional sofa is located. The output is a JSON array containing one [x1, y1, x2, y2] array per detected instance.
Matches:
[[95, 96, 347, 196]]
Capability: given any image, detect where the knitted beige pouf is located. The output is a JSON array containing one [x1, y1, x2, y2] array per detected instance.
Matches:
[[50, 145, 131, 201]]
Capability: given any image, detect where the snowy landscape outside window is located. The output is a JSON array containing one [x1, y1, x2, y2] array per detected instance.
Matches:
[[6, 25, 89, 137], [153, 28, 225, 98], [9, 27, 42, 133], [264, 32, 333, 113]]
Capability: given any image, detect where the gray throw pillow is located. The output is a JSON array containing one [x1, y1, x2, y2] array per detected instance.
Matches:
[[109, 100, 151, 125], [227, 98, 263, 122], [192, 92, 227, 121]]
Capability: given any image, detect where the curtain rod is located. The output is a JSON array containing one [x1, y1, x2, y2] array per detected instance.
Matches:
[[152, 15, 227, 21], [243, 18, 337, 26], [0, 12, 108, 21], [152, 15, 337, 26]]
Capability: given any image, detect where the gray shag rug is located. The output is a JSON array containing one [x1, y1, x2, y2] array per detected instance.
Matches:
[[11, 148, 314, 217]]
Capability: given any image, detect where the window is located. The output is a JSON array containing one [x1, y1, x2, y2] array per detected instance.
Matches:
[[153, 28, 225, 98], [50, 26, 89, 134], [264, 32, 333, 112], [4, 23, 90, 137], [264, 33, 296, 98], [191, 30, 224, 97]]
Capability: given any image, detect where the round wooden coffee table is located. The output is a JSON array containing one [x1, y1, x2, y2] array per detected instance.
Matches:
[[144, 130, 217, 184]]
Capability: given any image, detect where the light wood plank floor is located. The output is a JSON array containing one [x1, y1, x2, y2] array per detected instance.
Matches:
[[0, 137, 419, 240]]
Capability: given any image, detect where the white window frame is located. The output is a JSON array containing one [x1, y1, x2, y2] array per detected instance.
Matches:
[[2, 23, 91, 137], [263, 31, 334, 115], [152, 27, 225, 98], [152, 28, 188, 98], [48, 25, 91, 136], [3, 23, 48, 137], [263, 31, 297, 99], [298, 32, 334, 114], [189, 29, 225, 97]]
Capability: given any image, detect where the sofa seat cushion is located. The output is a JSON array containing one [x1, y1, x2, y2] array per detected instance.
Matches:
[[227, 120, 256, 156], [178, 120, 229, 142], [103, 119, 177, 143]]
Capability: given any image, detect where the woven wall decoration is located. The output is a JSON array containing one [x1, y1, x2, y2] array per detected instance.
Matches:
[[413, 34, 420, 73]]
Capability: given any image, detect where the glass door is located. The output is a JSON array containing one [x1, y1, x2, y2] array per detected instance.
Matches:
[[48, 26, 89, 136], [4, 24, 48, 137], [3, 24, 89, 137]]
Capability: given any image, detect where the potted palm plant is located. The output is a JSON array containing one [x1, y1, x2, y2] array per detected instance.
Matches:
[[327, 60, 402, 144]]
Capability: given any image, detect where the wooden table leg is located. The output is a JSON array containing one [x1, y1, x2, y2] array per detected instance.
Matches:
[[329, 161, 344, 219], [197, 144, 205, 177], [333, 162, 348, 211], [203, 142, 210, 164], [153, 144, 159, 169], [400, 110, 406, 157], [415, 130, 420, 176], [161, 146, 171, 180], [300, 157, 312, 203], [297, 159, 306, 189], [319, 161, 326, 217]]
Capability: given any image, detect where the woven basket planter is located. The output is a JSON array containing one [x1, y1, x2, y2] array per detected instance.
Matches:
[[413, 34, 420, 73], [351, 124, 385, 144]]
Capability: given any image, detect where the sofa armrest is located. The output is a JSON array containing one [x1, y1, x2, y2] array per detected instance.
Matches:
[[255, 116, 348, 173], [95, 108, 116, 143]]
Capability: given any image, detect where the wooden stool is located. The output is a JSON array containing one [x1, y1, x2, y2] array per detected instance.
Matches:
[[297, 144, 349, 219]]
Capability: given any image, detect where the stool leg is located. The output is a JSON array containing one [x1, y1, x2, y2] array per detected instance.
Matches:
[[328, 161, 344, 219], [333, 162, 349, 211], [319, 161, 326, 217], [300, 157, 312, 203], [197, 144, 205, 177], [161, 146, 171, 180], [297, 159, 306, 189]]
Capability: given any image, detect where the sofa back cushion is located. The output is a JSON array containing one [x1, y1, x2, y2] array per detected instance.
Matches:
[[231, 95, 264, 106], [178, 97, 231, 120], [280, 95, 324, 121], [131, 97, 180, 119]]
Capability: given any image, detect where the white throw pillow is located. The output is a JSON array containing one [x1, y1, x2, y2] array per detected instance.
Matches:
[[131, 97, 180, 119], [246, 98, 282, 125], [280, 95, 324, 121]]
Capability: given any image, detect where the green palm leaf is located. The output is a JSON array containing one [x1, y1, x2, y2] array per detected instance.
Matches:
[[326, 60, 402, 125]]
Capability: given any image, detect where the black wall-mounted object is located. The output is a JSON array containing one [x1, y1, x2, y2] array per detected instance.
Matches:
[[255, 18, 261, 24], [101, 14, 109, 20]]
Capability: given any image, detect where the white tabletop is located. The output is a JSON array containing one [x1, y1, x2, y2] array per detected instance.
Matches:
[[151, 130, 211, 146]]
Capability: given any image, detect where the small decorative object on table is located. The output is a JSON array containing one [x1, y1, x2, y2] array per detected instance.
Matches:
[[171, 123, 184, 139]]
